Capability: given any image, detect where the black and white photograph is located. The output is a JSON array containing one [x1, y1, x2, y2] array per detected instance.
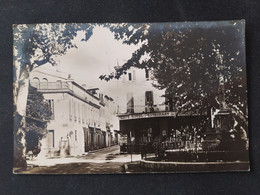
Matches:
[[13, 21, 249, 174]]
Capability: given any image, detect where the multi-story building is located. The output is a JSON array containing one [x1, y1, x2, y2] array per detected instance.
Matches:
[[29, 67, 119, 158], [116, 67, 208, 151]]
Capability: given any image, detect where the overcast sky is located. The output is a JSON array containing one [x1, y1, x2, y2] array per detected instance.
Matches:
[[50, 26, 140, 89], [38, 25, 143, 103], [38, 21, 244, 103]]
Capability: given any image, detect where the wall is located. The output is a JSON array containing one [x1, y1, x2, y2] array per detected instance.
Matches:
[[116, 67, 166, 114], [29, 66, 119, 158]]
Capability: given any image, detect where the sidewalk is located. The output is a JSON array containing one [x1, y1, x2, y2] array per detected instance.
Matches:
[[26, 146, 141, 167]]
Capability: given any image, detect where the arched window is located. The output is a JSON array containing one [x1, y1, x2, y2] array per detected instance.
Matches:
[[31, 77, 40, 89], [57, 80, 62, 88], [41, 78, 48, 89]]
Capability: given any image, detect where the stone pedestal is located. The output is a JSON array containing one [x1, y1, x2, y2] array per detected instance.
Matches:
[[202, 108, 233, 151]]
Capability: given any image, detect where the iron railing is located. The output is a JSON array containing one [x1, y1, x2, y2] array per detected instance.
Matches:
[[30, 82, 69, 90], [119, 104, 208, 116]]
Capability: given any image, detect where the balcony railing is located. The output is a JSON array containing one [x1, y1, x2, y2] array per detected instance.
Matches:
[[30, 82, 69, 90], [118, 104, 208, 120], [120, 104, 208, 115], [124, 104, 167, 114]]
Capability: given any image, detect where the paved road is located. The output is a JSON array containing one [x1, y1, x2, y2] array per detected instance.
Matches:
[[19, 145, 141, 174]]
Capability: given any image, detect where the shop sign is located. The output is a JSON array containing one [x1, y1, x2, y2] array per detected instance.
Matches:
[[118, 111, 176, 120]]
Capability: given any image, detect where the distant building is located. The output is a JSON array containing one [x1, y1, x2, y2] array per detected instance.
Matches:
[[29, 67, 119, 158]]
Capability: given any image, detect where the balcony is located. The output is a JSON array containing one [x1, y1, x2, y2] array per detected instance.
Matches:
[[30, 81, 102, 109], [30, 82, 70, 91], [117, 104, 208, 120], [118, 104, 175, 120], [125, 104, 167, 113]]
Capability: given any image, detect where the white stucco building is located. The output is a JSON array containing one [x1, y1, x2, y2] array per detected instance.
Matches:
[[29, 66, 119, 158], [115, 66, 208, 152], [115, 67, 167, 114]]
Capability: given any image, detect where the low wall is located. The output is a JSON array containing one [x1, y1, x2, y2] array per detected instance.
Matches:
[[165, 150, 249, 162], [140, 159, 250, 172]]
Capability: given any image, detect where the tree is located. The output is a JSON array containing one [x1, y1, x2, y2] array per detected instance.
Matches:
[[24, 85, 52, 157], [13, 23, 94, 167], [104, 21, 247, 138]]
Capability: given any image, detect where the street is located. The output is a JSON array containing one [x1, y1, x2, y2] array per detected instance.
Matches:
[[18, 145, 141, 174]]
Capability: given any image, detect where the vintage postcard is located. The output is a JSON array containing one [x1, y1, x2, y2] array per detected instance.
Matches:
[[13, 21, 249, 174]]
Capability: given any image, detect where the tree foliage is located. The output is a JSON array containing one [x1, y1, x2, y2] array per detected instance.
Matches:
[[104, 21, 247, 131], [26, 86, 52, 134], [13, 23, 95, 166], [13, 23, 94, 80], [24, 85, 52, 154]]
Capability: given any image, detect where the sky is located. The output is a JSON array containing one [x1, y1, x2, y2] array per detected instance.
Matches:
[[51, 26, 141, 90], [37, 21, 245, 104], [38, 25, 143, 103]]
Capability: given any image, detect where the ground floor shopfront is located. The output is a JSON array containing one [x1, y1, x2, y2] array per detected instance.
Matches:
[[118, 112, 209, 153], [83, 127, 116, 152], [38, 121, 119, 158]]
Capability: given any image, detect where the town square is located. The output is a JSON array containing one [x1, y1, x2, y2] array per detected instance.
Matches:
[[13, 21, 249, 174]]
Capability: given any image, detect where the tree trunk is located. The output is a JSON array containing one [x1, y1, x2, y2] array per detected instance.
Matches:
[[13, 66, 29, 169]]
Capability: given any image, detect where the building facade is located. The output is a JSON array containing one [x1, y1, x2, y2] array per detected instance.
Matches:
[[29, 67, 119, 158], [116, 67, 208, 152]]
